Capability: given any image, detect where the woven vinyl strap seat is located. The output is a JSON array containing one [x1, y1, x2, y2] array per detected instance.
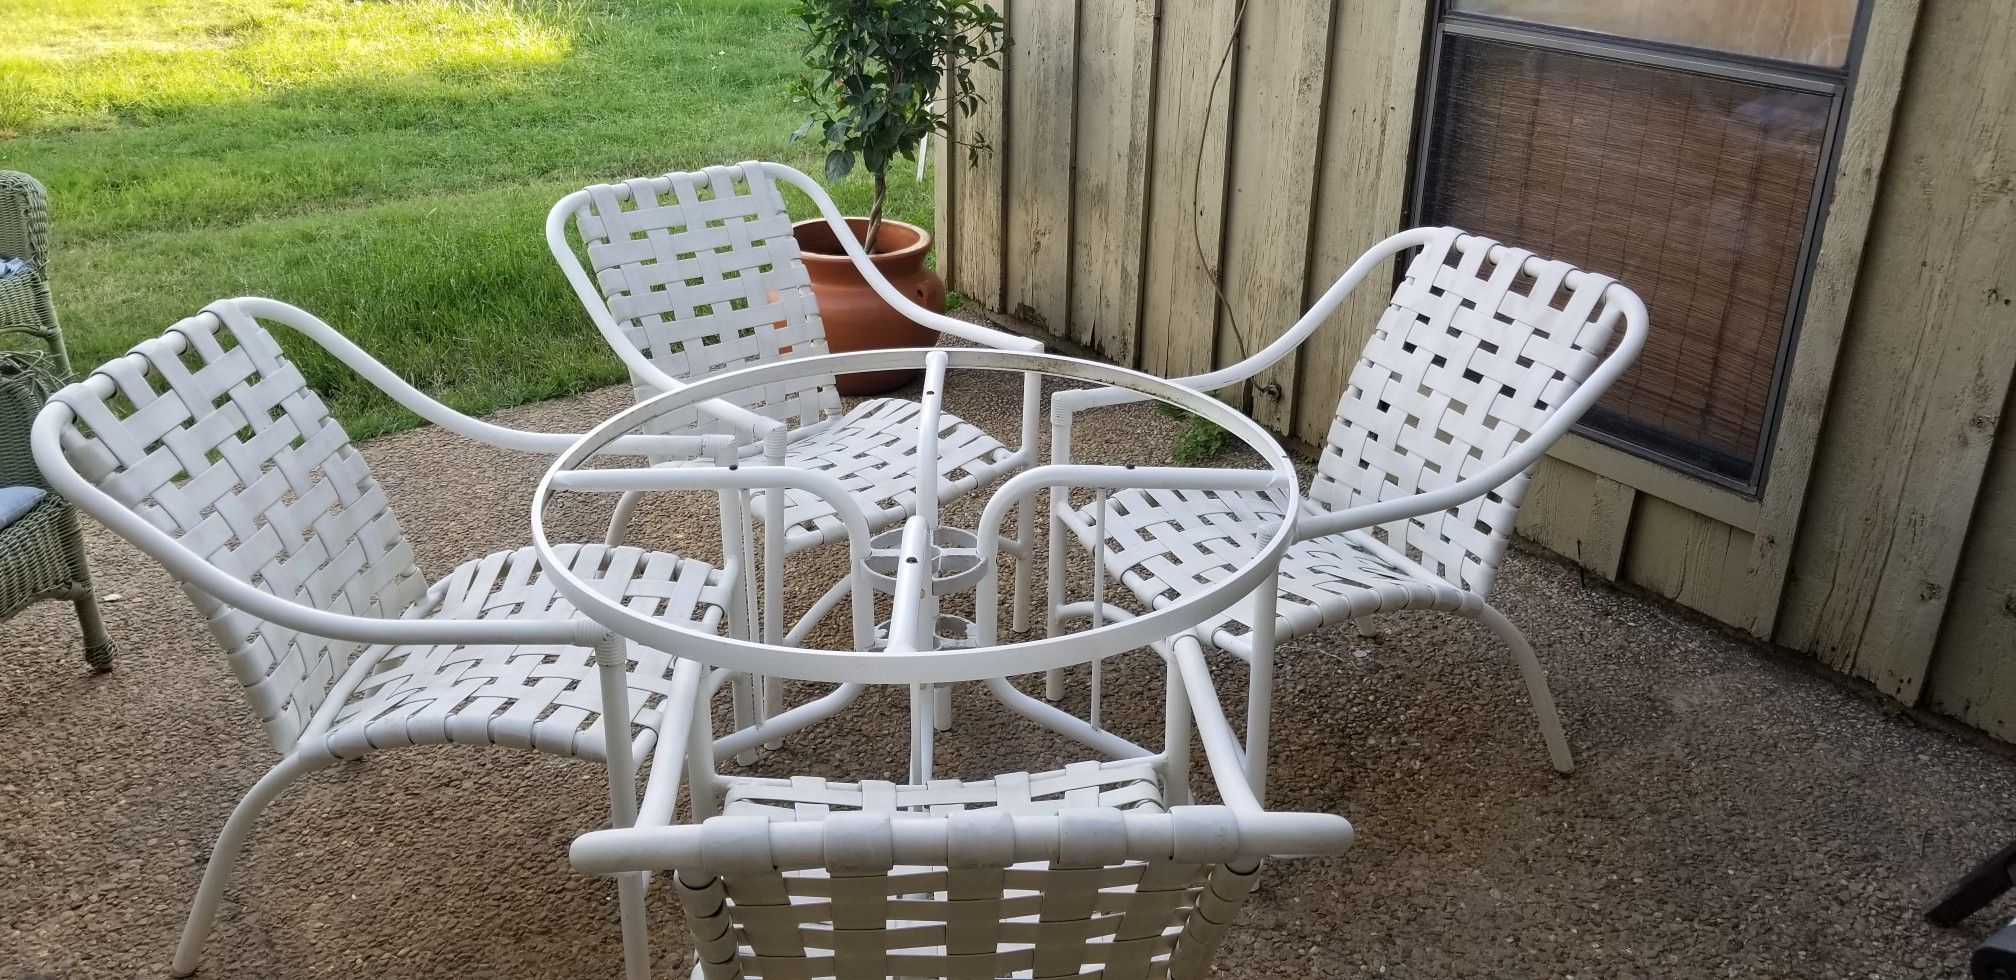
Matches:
[[706, 395, 1013, 552], [317, 544, 728, 760], [36, 297, 742, 975], [1062, 487, 1479, 660]]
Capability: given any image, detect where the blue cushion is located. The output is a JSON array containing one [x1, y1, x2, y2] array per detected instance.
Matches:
[[0, 485, 46, 531]]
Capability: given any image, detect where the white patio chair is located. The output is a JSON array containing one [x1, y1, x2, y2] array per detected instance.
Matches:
[[568, 599, 1354, 980], [1050, 227, 1649, 787], [546, 161, 1047, 665], [32, 297, 743, 978]]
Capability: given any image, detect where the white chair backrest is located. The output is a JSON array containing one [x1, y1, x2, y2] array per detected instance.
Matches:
[[1309, 228, 1631, 595], [653, 807, 1277, 980], [554, 162, 842, 436], [47, 300, 425, 752]]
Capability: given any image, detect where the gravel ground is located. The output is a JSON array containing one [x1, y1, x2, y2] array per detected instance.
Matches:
[[6, 363, 2016, 979]]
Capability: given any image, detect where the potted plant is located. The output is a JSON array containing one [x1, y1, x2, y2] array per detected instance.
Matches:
[[788, 0, 1005, 395]]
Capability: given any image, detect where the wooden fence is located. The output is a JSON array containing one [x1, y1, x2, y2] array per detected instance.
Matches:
[[936, 0, 2016, 743]]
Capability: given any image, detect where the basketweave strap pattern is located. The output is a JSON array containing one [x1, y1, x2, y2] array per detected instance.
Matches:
[[674, 779, 1260, 980], [54, 302, 425, 752], [1310, 229, 1619, 595], [570, 162, 840, 436]]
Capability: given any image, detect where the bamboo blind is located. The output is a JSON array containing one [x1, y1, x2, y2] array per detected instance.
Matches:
[[1421, 35, 1831, 482]]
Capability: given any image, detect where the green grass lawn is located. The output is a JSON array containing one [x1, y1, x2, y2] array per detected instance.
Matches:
[[0, 0, 935, 437]]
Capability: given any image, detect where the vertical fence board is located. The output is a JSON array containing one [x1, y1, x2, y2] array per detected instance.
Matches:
[[1002, 0, 1077, 335], [950, 22, 1008, 312], [1518, 458, 1635, 581], [1067, 0, 1158, 364], [1216, 0, 1337, 428], [1776, 0, 2016, 701], [1138, 0, 1239, 379], [1622, 496, 1756, 627], [1293, 0, 1429, 448]]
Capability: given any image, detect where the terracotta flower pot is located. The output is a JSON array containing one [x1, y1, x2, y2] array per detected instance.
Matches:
[[793, 217, 944, 396]]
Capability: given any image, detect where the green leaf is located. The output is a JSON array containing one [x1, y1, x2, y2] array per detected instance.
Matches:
[[824, 149, 855, 183]]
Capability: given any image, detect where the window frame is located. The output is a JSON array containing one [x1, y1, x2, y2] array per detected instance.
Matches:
[[1408, 0, 1875, 495]]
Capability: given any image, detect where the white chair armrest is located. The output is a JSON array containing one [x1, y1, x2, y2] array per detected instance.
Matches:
[[757, 163, 1044, 354]]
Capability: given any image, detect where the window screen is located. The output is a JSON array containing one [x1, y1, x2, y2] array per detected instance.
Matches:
[[1417, 14, 1854, 489]]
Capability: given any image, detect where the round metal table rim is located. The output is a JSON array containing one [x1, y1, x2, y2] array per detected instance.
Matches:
[[529, 346, 1300, 685]]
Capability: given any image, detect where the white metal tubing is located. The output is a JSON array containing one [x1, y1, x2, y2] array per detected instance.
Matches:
[[532, 348, 1299, 686], [550, 462, 878, 650], [1162, 656, 1193, 807], [887, 516, 936, 781], [710, 683, 866, 761], [573, 807, 1354, 874], [755, 164, 1044, 357], [762, 437, 786, 649], [604, 489, 645, 547], [783, 576, 853, 646], [1010, 370, 1043, 631], [980, 677, 1152, 760], [591, 633, 651, 979], [1043, 389, 1077, 697], [1089, 489, 1108, 730], [1244, 570, 1281, 802], [1168, 636, 1265, 814], [171, 752, 335, 976], [637, 659, 708, 828], [228, 298, 733, 459], [914, 351, 949, 527]]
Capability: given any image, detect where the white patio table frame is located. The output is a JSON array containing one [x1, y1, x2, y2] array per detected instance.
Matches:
[[532, 346, 1332, 978]]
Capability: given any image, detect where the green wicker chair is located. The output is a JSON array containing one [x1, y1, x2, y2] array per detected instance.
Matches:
[[1, 171, 117, 670]]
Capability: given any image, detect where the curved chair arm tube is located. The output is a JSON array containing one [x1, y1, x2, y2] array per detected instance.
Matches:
[[1161, 228, 1444, 396], [222, 299, 736, 459], [757, 163, 1044, 354], [541, 198, 788, 442], [1296, 282, 1649, 543], [1047, 228, 1447, 426]]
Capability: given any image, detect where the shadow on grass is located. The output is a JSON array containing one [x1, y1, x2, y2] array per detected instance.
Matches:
[[6, 0, 936, 439]]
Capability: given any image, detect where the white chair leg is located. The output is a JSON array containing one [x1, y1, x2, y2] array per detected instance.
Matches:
[[1476, 603, 1574, 774], [590, 633, 652, 980], [1010, 492, 1035, 634], [172, 753, 331, 976], [1351, 616, 1379, 639], [1245, 572, 1280, 803], [604, 490, 646, 547]]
